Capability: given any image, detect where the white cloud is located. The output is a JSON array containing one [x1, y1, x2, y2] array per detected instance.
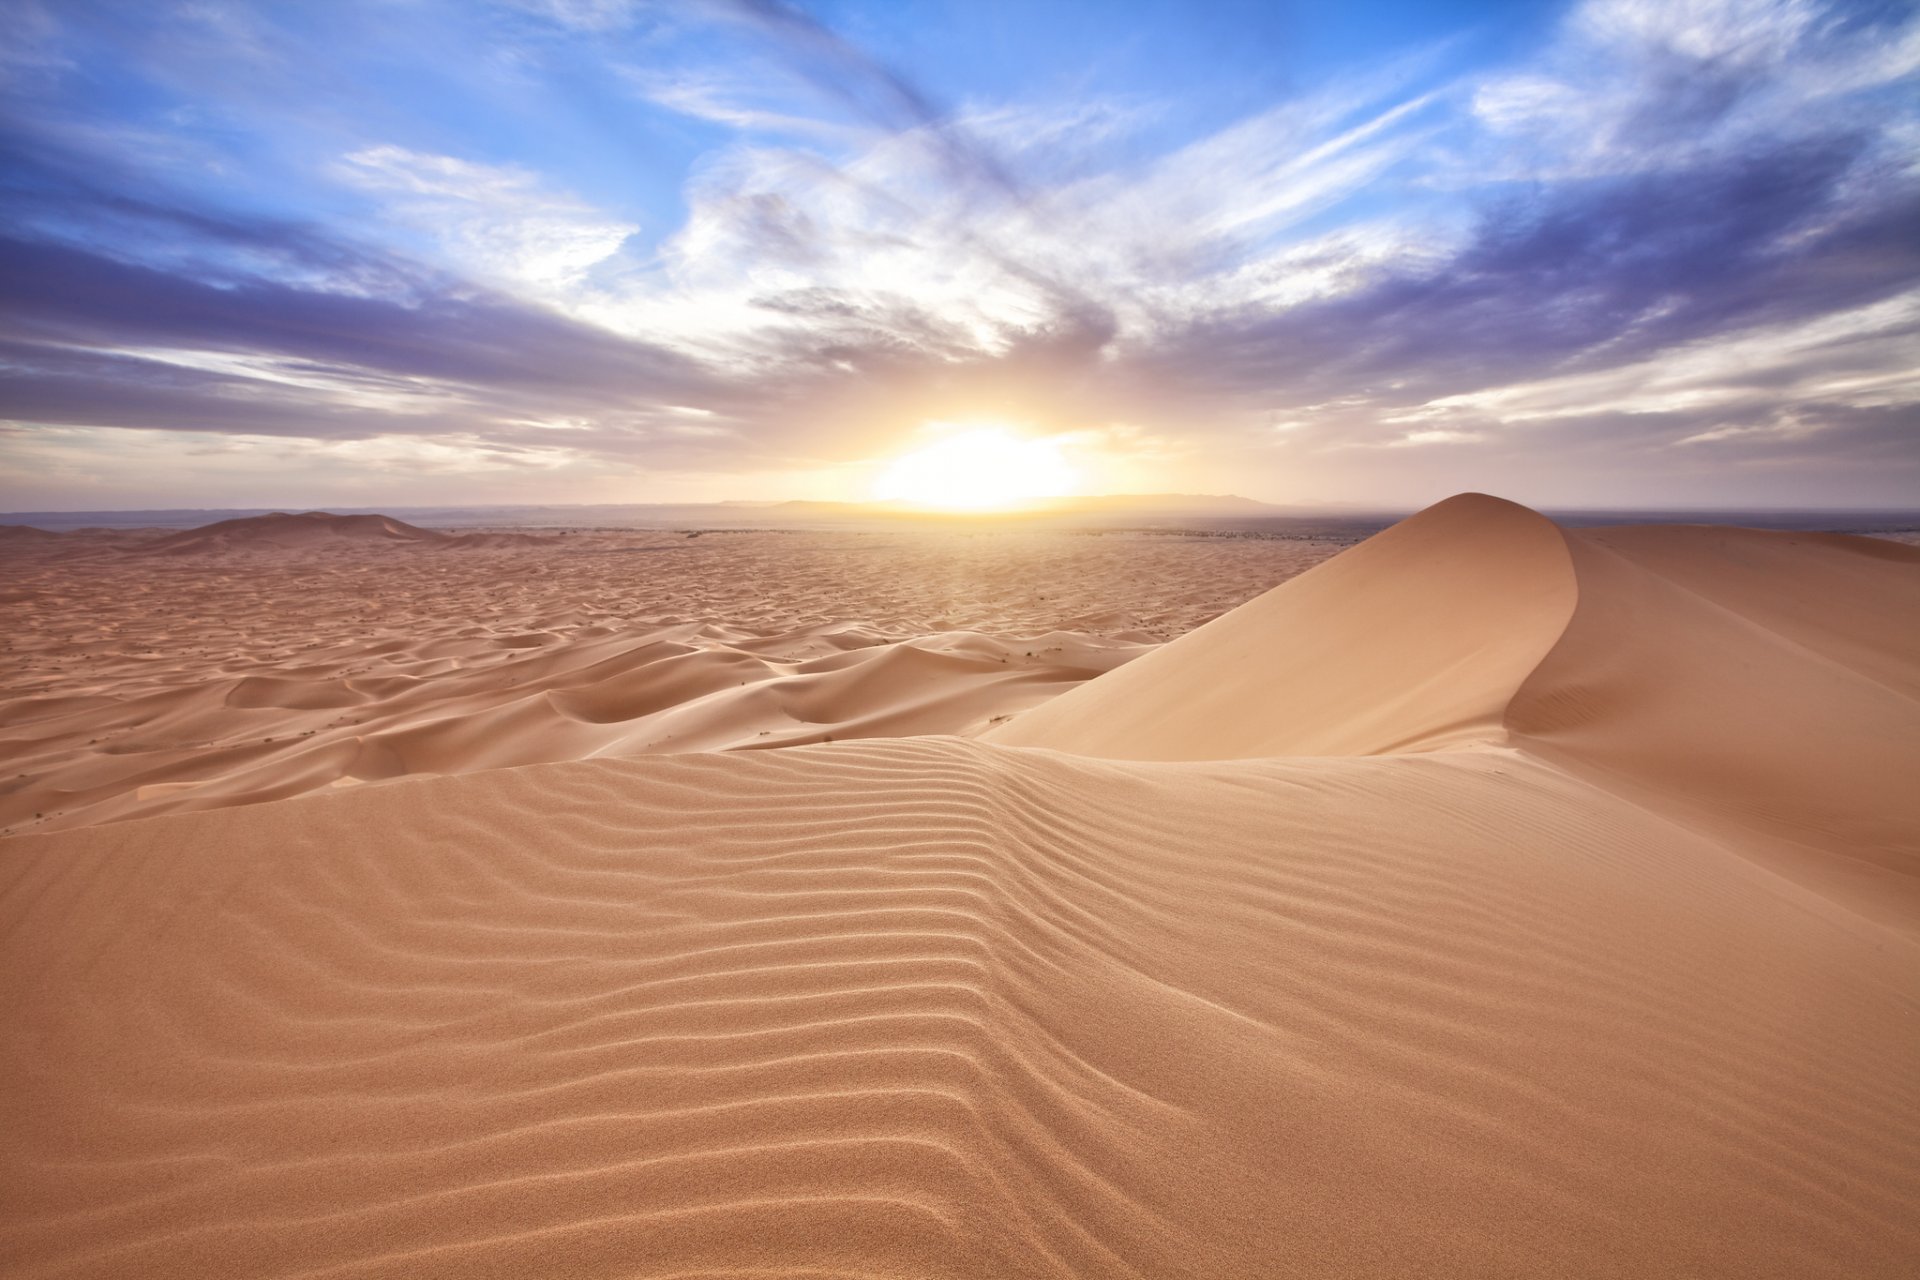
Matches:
[[1417, 290, 1920, 426], [1470, 0, 1911, 179], [506, 0, 645, 32], [1394, 428, 1483, 447], [566, 60, 1451, 379], [624, 66, 858, 140], [337, 146, 637, 295], [1573, 0, 1822, 66]]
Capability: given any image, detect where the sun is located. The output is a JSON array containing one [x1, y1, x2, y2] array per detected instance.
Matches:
[[871, 425, 1081, 511]]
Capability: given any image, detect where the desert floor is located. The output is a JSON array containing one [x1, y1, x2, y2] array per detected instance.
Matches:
[[2, 496, 1917, 1278], [0, 519, 1346, 835]]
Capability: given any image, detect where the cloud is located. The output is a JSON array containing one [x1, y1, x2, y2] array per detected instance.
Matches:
[[508, 0, 646, 32], [3, 0, 1918, 507], [1470, 0, 1918, 175], [0, 233, 704, 396], [337, 146, 638, 293], [625, 66, 856, 139], [1156, 129, 1913, 395], [1091, 0, 1920, 487]]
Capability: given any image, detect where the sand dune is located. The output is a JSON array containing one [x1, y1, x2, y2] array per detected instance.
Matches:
[[125, 510, 569, 558], [0, 524, 64, 543], [1, 526, 1339, 833], [1510, 523, 1920, 936], [141, 510, 454, 553], [986, 493, 1580, 758], [991, 494, 1920, 936], [3, 495, 1917, 1277]]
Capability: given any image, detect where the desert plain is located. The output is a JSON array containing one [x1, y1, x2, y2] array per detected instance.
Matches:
[[2, 493, 1918, 1278]]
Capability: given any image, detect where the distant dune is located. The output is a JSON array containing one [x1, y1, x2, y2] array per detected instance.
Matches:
[[3, 494, 1917, 1277], [141, 510, 452, 553], [2, 524, 1332, 832], [9, 496, 1914, 537]]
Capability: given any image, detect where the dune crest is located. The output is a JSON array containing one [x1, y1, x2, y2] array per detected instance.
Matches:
[[990, 493, 1920, 935], [984, 492, 1581, 758]]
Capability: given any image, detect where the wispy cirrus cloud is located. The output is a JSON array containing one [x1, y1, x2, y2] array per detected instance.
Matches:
[[335, 145, 639, 293]]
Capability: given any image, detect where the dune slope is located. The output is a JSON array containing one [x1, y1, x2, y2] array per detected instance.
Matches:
[[984, 493, 1581, 758], [1507, 525, 1920, 935], [991, 496, 1920, 936], [4, 495, 1918, 1278]]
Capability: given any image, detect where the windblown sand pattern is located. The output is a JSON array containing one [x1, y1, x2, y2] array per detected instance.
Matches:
[[0, 525, 1341, 834], [3, 496, 1917, 1277]]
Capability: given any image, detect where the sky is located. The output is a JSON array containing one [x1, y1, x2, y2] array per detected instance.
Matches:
[[1, 0, 1916, 512]]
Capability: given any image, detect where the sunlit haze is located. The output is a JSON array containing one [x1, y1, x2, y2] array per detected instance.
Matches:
[[871, 425, 1081, 511], [2, 0, 1917, 512]]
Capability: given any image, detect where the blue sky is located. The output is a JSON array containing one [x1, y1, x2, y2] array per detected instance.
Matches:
[[1, 0, 1916, 510]]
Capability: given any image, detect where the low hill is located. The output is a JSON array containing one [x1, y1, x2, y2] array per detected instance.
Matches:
[[139, 511, 452, 553]]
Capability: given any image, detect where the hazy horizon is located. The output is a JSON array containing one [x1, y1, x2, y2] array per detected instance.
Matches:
[[8, 493, 1920, 537], [3, 0, 1917, 511]]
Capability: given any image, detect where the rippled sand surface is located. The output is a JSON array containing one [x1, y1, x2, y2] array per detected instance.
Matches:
[[3, 496, 1917, 1278], [0, 519, 1342, 834]]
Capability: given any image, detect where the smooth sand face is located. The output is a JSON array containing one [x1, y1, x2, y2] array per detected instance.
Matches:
[[3, 496, 1918, 1278], [0, 524, 1344, 834], [984, 493, 1583, 758]]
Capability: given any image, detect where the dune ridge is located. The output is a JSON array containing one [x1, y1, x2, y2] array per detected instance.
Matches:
[[990, 494, 1920, 936], [985, 493, 1582, 759], [3, 495, 1918, 1277]]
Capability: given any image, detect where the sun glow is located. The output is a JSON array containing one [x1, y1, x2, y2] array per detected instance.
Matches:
[[871, 425, 1081, 511]]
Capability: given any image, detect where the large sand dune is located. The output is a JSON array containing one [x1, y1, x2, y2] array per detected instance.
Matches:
[[3, 495, 1918, 1277], [990, 494, 1920, 936], [985, 492, 1582, 758]]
